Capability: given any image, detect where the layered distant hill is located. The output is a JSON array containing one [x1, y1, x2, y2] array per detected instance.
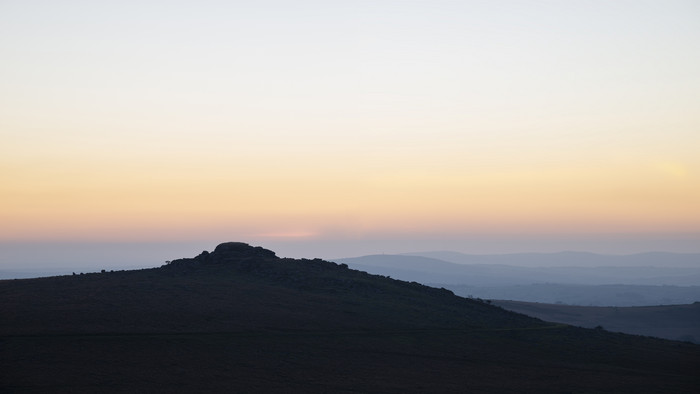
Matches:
[[334, 252, 700, 285], [2, 243, 699, 393], [333, 252, 700, 306], [402, 251, 700, 268]]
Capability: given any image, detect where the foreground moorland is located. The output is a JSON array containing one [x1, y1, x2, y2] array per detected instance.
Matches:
[[2, 242, 699, 393]]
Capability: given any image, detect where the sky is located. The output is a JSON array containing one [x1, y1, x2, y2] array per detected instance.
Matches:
[[2, 1, 700, 269]]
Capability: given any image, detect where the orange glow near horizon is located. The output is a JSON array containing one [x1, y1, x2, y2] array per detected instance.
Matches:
[[3, 151, 698, 242]]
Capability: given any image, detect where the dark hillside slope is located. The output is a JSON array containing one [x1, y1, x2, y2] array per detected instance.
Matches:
[[493, 300, 700, 343], [2, 242, 699, 393]]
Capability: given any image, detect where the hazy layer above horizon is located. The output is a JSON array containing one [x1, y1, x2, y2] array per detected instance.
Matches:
[[3, 238, 700, 276]]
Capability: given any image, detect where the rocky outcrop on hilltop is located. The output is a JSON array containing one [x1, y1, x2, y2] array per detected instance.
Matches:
[[164, 242, 278, 270]]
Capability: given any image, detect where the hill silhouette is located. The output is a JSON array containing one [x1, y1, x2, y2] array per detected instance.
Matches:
[[2, 242, 699, 393]]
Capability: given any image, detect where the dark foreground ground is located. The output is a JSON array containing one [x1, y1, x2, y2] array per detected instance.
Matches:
[[2, 243, 699, 393], [6, 327, 700, 393]]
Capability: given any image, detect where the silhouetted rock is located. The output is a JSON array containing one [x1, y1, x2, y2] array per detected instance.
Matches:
[[212, 242, 277, 260], [165, 242, 278, 271]]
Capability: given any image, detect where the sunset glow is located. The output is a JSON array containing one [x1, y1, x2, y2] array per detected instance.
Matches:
[[2, 1, 700, 259]]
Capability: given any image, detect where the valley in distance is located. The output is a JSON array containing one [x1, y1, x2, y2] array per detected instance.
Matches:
[[2, 242, 699, 393]]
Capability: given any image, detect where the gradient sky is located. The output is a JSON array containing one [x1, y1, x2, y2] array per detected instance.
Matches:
[[2, 1, 700, 264]]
